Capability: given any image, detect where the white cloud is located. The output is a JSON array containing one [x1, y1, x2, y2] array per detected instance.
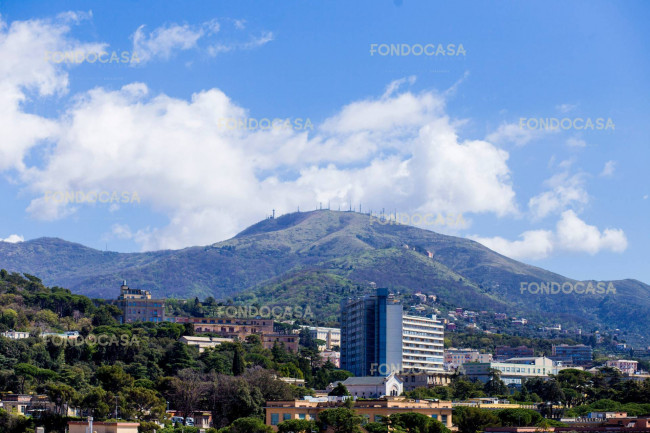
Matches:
[[132, 19, 272, 65], [132, 23, 205, 64], [470, 210, 627, 260], [600, 160, 616, 177], [566, 137, 586, 147], [486, 122, 554, 147], [1, 234, 24, 243], [528, 171, 589, 220], [556, 103, 578, 114]]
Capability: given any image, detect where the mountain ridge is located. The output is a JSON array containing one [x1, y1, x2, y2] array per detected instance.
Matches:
[[0, 210, 648, 343]]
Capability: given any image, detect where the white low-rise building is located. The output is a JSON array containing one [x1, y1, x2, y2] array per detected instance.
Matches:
[[179, 336, 233, 353], [1, 330, 30, 340], [327, 374, 403, 398]]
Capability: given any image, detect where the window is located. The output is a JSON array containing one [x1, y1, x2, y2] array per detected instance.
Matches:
[[299, 414, 306, 420], [374, 415, 383, 422], [283, 413, 291, 421], [431, 414, 438, 420], [271, 414, 279, 425], [441, 415, 448, 424]]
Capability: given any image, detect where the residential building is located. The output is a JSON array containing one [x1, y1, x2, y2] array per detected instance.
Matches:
[[402, 314, 445, 373], [179, 335, 234, 353], [340, 288, 444, 377], [262, 333, 299, 352], [460, 357, 577, 387], [495, 346, 534, 360], [192, 317, 274, 339], [445, 348, 493, 369], [0, 330, 29, 339], [551, 344, 593, 365], [397, 371, 453, 391], [68, 421, 139, 433], [606, 360, 638, 375], [306, 326, 341, 350], [326, 374, 403, 398], [319, 349, 340, 367], [112, 281, 165, 323], [265, 397, 453, 430]]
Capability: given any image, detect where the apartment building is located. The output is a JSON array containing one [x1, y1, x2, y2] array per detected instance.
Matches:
[[112, 281, 165, 323], [340, 288, 445, 376], [495, 346, 534, 360], [265, 397, 453, 430], [192, 317, 274, 338], [402, 314, 444, 372], [606, 359, 638, 375], [551, 344, 593, 365], [461, 357, 576, 387], [397, 371, 453, 392], [445, 348, 493, 369], [306, 326, 341, 351]]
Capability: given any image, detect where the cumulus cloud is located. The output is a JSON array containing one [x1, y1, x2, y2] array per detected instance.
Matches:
[[528, 171, 589, 220], [486, 122, 555, 147], [0, 13, 620, 258], [566, 137, 586, 147], [470, 210, 627, 260], [1, 234, 24, 243]]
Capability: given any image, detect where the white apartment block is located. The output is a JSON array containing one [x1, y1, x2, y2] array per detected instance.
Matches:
[[606, 359, 638, 375], [307, 326, 341, 351], [461, 356, 578, 387], [401, 314, 445, 372]]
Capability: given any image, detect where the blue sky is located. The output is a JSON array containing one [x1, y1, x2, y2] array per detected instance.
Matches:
[[0, 0, 648, 284]]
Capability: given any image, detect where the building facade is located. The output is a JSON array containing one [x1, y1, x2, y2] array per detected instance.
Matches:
[[113, 281, 165, 323], [307, 326, 341, 351], [495, 346, 534, 360], [551, 344, 593, 365], [340, 288, 403, 376], [265, 397, 453, 430], [0, 330, 30, 340], [402, 314, 444, 372], [461, 357, 576, 387], [326, 375, 403, 398], [606, 360, 638, 375], [341, 288, 445, 377], [445, 348, 493, 369]]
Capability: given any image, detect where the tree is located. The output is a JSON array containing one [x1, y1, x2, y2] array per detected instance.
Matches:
[[496, 409, 541, 426], [317, 407, 363, 433], [163, 341, 196, 374], [233, 347, 246, 376], [96, 365, 134, 393], [364, 422, 388, 433], [220, 416, 274, 433], [385, 412, 451, 433], [169, 368, 208, 419], [209, 375, 265, 427], [278, 419, 317, 433], [45, 382, 77, 415], [484, 369, 508, 396], [122, 387, 166, 420], [328, 382, 350, 396], [453, 407, 500, 433]]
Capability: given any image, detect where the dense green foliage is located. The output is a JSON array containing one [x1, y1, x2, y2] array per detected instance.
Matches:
[[0, 272, 353, 433]]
